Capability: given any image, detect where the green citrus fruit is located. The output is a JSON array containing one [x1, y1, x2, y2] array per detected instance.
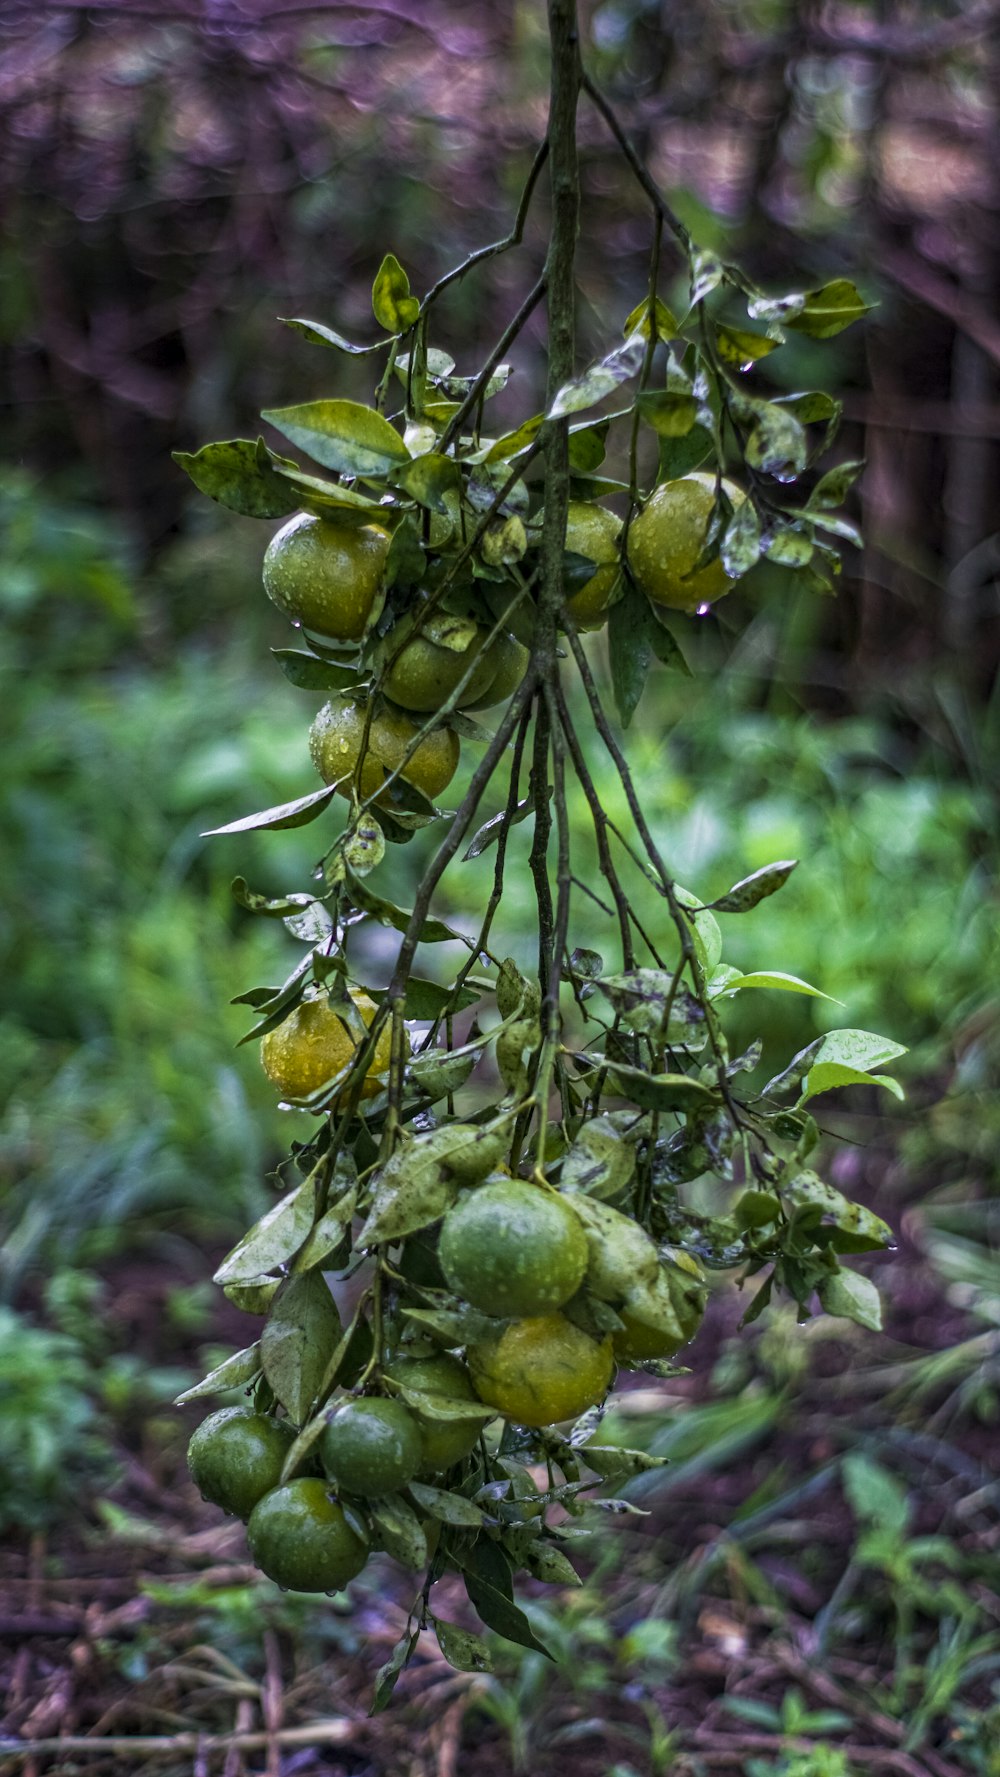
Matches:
[[309, 694, 460, 804], [467, 1314, 614, 1427], [246, 1478, 368, 1593], [379, 627, 499, 713], [463, 632, 530, 709], [613, 1249, 707, 1366], [319, 1397, 423, 1497], [383, 1352, 485, 1474], [260, 986, 397, 1102], [438, 1179, 587, 1318], [563, 501, 623, 630], [187, 1406, 296, 1521], [626, 472, 747, 611], [263, 513, 389, 640]]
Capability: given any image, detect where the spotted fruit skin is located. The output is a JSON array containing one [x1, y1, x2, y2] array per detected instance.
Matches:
[[308, 695, 460, 805], [626, 473, 747, 612], [263, 513, 389, 639], [563, 501, 623, 629], [468, 1314, 614, 1427], [260, 988, 396, 1102], [438, 1179, 588, 1318], [187, 1407, 296, 1521], [246, 1478, 369, 1593], [319, 1397, 423, 1497]]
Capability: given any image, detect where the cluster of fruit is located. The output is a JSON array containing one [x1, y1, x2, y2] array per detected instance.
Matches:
[[188, 1144, 705, 1594], [259, 469, 745, 812]]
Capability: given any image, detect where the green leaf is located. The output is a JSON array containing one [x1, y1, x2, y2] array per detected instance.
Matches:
[[717, 970, 838, 1002], [561, 1113, 638, 1201], [230, 879, 324, 920], [581, 1445, 668, 1482], [224, 1279, 281, 1314], [548, 333, 646, 420], [800, 1062, 905, 1104], [271, 650, 364, 692], [608, 576, 653, 727], [271, 465, 389, 524], [369, 1627, 419, 1716], [214, 1178, 319, 1284], [342, 814, 386, 878], [260, 1272, 341, 1426], [462, 1559, 555, 1657], [464, 789, 540, 862], [636, 390, 698, 438], [484, 413, 544, 463], [406, 1047, 477, 1102], [780, 1171, 891, 1249], [292, 1183, 359, 1273], [623, 295, 678, 341], [395, 1387, 496, 1427], [281, 316, 391, 356], [764, 521, 814, 567], [785, 278, 872, 339], [262, 400, 410, 479], [371, 253, 420, 333], [707, 860, 798, 913], [432, 1617, 494, 1673], [715, 325, 780, 368], [689, 249, 723, 304], [173, 439, 299, 519], [174, 1342, 261, 1404], [409, 1482, 485, 1529], [743, 401, 808, 483], [356, 1142, 460, 1247], [521, 1542, 583, 1586], [810, 458, 865, 508], [657, 423, 713, 482], [344, 870, 462, 943], [370, 1493, 428, 1568], [391, 452, 463, 514], [598, 1059, 717, 1114], [720, 498, 761, 576], [204, 783, 339, 838], [817, 1268, 883, 1331], [370, 976, 480, 1021], [675, 887, 723, 975]]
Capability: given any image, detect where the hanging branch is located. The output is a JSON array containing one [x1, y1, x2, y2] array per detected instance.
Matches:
[[176, 0, 902, 1700]]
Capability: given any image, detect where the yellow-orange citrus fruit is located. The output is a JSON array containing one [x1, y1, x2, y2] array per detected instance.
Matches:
[[260, 987, 398, 1102], [626, 472, 747, 612], [246, 1478, 368, 1593], [438, 1179, 588, 1318], [309, 695, 460, 804], [263, 513, 389, 639], [563, 501, 623, 630], [467, 1314, 614, 1428]]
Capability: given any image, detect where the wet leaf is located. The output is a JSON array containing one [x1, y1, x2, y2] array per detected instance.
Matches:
[[391, 452, 462, 513], [636, 390, 698, 437], [409, 1483, 484, 1529], [344, 871, 462, 943], [561, 1112, 638, 1200], [548, 333, 646, 420], [810, 458, 865, 508], [715, 324, 779, 367], [343, 814, 386, 877], [260, 1272, 341, 1424], [174, 1343, 261, 1404], [173, 438, 299, 519], [371, 253, 420, 333], [214, 1178, 319, 1284], [370, 1493, 428, 1568], [623, 295, 678, 341], [433, 1617, 494, 1671], [689, 249, 723, 304], [609, 576, 653, 727], [204, 783, 339, 837], [370, 1626, 419, 1715], [707, 860, 798, 913], [817, 1268, 882, 1330], [721, 498, 761, 576], [281, 315, 391, 355], [464, 789, 539, 861], [357, 1146, 459, 1248], [785, 278, 872, 339], [262, 399, 410, 479]]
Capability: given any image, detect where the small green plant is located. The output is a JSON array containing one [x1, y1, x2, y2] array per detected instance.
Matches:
[[0, 1305, 117, 1533]]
